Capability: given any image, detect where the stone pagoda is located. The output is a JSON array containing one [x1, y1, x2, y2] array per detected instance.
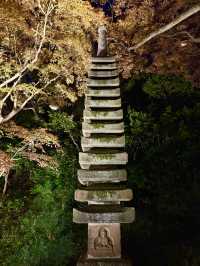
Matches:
[[73, 27, 135, 265]]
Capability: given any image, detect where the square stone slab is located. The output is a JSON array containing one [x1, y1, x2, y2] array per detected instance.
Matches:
[[91, 57, 116, 63], [87, 78, 120, 88], [79, 152, 128, 169], [75, 189, 133, 203], [82, 122, 124, 137], [90, 63, 118, 71], [85, 88, 120, 98], [88, 70, 119, 78], [73, 206, 135, 224], [85, 98, 121, 108], [81, 135, 125, 152], [78, 169, 127, 185], [87, 223, 121, 259]]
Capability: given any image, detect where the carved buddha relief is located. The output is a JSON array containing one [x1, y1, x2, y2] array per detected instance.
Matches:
[[94, 227, 114, 252], [88, 223, 121, 259]]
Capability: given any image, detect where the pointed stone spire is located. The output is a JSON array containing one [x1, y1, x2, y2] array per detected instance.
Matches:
[[97, 25, 108, 57]]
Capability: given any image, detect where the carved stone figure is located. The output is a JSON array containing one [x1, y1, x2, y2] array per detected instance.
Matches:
[[97, 25, 108, 57], [94, 227, 114, 251]]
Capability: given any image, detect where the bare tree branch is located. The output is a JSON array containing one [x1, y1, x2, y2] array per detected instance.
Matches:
[[0, 1, 55, 88], [69, 132, 80, 152], [0, 1, 58, 124], [107, 37, 130, 53], [1, 142, 29, 196], [2, 173, 8, 196], [0, 75, 60, 124], [0, 166, 9, 196], [0, 170, 6, 179], [179, 31, 200, 43], [162, 30, 200, 44], [37, 0, 46, 15], [129, 4, 200, 51]]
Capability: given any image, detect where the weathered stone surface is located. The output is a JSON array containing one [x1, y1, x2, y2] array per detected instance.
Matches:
[[79, 152, 128, 169], [83, 110, 123, 121], [85, 98, 121, 108], [91, 57, 116, 63], [81, 136, 125, 152], [73, 207, 135, 224], [78, 169, 127, 185], [75, 189, 133, 203], [90, 63, 117, 71], [87, 78, 119, 88], [82, 122, 124, 137], [85, 88, 120, 98], [88, 70, 118, 78], [88, 223, 121, 259]]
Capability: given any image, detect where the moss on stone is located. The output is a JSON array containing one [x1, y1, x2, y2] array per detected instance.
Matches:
[[97, 136, 114, 143], [92, 123, 105, 129], [93, 190, 115, 199], [93, 90, 100, 95], [92, 111, 109, 117], [96, 153, 115, 160]]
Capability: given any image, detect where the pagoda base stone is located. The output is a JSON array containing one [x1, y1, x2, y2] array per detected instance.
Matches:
[[88, 223, 121, 259], [77, 257, 132, 266]]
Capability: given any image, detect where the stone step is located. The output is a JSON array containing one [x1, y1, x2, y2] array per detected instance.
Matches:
[[81, 136, 125, 152], [82, 122, 124, 137], [91, 57, 116, 63], [84, 109, 123, 122], [75, 189, 133, 203], [90, 63, 117, 71], [87, 78, 120, 87], [79, 152, 128, 169], [88, 69, 118, 78], [85, 98, 121, 108], [78, 169, 127, 185], [73, 206, 135, 224], [85, 88, 120, 98]]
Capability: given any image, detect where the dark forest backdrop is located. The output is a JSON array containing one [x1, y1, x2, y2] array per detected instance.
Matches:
[[0, 1, 200, 265]]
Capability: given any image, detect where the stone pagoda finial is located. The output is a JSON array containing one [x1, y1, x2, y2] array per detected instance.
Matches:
[[97, 25, 108, 57]]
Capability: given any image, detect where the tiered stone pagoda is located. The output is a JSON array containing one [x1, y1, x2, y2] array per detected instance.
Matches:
[[73, 27, 135, 265]]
